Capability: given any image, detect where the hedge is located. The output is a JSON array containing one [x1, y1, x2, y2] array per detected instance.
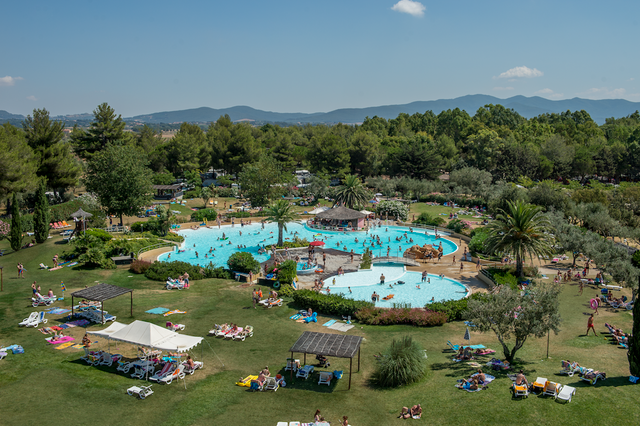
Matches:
[[354, 307, 447, 327], [191, 209, 218, 222], [145, 260, 231, 281], [292, 289, 373, 317], [424, 293, 486, 321]]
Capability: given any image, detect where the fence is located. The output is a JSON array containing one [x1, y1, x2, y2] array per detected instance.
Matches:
[[137, 241, 179, 258]]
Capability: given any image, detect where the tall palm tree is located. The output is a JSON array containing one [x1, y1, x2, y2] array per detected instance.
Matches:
[[485, 200, 554, 278], [334, 174, 369, 210], [265, 199, 300, 247]]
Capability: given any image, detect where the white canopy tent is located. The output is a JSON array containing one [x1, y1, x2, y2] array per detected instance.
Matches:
[[89, 320, 203, 353], [360, 210, 374, 215], [309, 206, 330, 215]]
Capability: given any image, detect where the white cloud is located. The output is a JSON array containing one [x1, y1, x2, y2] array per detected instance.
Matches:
[[493, 86, 514, 91], [0, 76, 23, 87], [535, 88, 564, 99], [26, 95, 37, 101], [495, 66, 543, 79], [580, 87, 626, 99], [391, 0, 426, 17]]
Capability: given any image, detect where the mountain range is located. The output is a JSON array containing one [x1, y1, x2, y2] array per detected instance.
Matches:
[[2, 95, 640, 126]]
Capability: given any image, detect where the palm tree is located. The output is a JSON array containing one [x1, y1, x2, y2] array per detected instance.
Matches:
[[265, 199, 300, 247], [334, 174, 369, 210], [485, 200, 554, 278]]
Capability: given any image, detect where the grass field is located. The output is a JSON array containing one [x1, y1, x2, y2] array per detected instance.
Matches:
[[0, 235, 638, 426]]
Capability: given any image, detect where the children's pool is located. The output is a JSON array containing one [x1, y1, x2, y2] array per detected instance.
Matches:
[[323, 264, 469, 307], [157, 222, 458, 267]]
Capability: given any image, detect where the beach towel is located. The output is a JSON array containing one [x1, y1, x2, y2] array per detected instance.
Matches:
[[46, 308, 71, 315], [474, 349, 496, 355], [322, 320, 337, 327], [50, 326, 63, 331], [295, 319, 306, 323], [71, 344, 85, 349], [59, 324, 70, 329], [467, 362, 482, 368], [146, 307, 170, 315], [66, 262, 78, 267], [54, 342, 75, 350], [328, 322, 354, 332], [65, 319, 90, 327], [290, 314, 301, 320], [163, 310, 186, 316], [46, 336, 75, 344]]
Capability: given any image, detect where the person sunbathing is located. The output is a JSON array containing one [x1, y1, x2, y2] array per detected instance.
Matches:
[[584, 370, 606, 380], [515, 370, 528, 386], [261, 366, 270, 377], [398, 407, 411, 419], [257, 372, 266, 386], [185, 355, 196, 370], [474, 369, 486, 383], [82, 333, 91, 347], [410, 404, 422, 418]]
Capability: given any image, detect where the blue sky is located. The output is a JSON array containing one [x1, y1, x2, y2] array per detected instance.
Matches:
[[1, 0, 638, 117]]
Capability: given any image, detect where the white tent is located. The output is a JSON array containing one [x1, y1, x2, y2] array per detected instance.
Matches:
[[309, 206, 331, 215], [87, 321, 127, 338], [360, 210, 373, 215], [90, 320, 203, 353]]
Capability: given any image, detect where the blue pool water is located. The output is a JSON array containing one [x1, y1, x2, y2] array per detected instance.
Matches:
[[324, 264, 469, 307], [158, 222, 458, 267]]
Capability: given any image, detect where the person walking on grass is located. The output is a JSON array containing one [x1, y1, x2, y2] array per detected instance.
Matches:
[[579, 280, 584, 295], [17, 262, 24, 278], [252, 289, 258, 309], [586, 314, 597, 336]]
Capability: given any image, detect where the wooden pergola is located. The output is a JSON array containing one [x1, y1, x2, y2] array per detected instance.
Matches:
[[289, 331, 363, 389], [71, 283, 133, 323]]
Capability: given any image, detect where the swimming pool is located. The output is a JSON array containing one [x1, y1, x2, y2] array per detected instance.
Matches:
[[158, 222, 458, 268], [324, 264, 469, 307]]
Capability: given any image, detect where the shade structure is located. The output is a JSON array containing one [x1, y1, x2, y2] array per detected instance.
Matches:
[[360, 210, 373, 215], [96, 320, 203, 353], [316, 206, 367, 221], [309, 206, 331, 215], [70, 208, 93, 219], [87, 321, 127, 338], [309, 241, 325, 247], [70, 283, 133, 323]]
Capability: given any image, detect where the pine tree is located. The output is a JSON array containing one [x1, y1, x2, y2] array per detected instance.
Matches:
[[10, 193, 22, 252], [34, 181, 50, 243]]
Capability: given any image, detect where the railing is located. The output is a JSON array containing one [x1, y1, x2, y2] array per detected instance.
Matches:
[[478, 268, 498, 288], [372, 256, 420, 266], [137, 241, 179, 258]]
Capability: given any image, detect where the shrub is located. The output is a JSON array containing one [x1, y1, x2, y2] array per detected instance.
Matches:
[[227, 252, 260, 274], [446, 218, 468, 234], [413, 212, 445, 227], [268, 236, 309, 249], [424, 293, 486, 321], [354, 307, 447, 327], [276, 260, 297, 285], [78, 247, 116, 269], [278, 284, 295, 297], [21, 214, 34, 233], [292, 289, 373, 317], [485, 267, 519, 290], [217, 187, 238, 198], [85, 228, 113, 241], [376, 200, 409, 221], [183, 190, 200, 199], [360, 248, 372, 269], [419, 194, 487, 208], [0, 219, 9, 240], [191, 209, 218, 222], [130, 259, 152, 274], [130, 221, 159, 233], [371, 336, 426, 387], [145, 260, 205, 281], [468, 227, 490, 255]]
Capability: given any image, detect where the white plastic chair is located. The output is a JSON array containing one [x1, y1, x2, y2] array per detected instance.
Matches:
[[19, 312, 38, 327], [556, 385, 576, 403]]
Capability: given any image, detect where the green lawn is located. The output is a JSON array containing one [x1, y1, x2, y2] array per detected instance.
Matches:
[[408, 203, 487, 223], [0, 236, 638, 426]]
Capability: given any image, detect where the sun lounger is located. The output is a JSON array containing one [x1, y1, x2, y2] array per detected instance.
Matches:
[[183, 360, 203, 375], [556, 385, 576, 403], [233, 325, 254, 341], [513, 383, 529, 398], [149, 362, 176, 382], [447, 341, 485, 351], [296, 365, 314, 379], [580, 371, 606, 385], [285, 358, 300, 372], [225, 327, 242, 339], [131, 364, 155, 380], [19, 312, 39, 327], [543, 381, 561, 397], [127, 384, 154, 399], [559, 360, 580, 377], [32, 294, 56, 307], [532, 377, 547, 393], [159, 364, 185, 384], [264, 376, 279, 391], [99, 352, 122, 367], [318, 371, 333, 386]]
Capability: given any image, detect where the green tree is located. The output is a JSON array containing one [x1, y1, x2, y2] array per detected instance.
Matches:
[[466, 284, 561, 363], [334, 174, 369, 210], [349, 131, 383, 176], [307, 133, 350, 177], [165, 123, 208, 175], [485, 200, 554, 277], [0, 123, 38, 199], [265, 199, 300, 247], [10, 193, 22, 252], [449, 167, 492, 197], [71, 102, 127, 158], [306, 175, 331, 199], [238, 158, 288, 207], [22, 108, 81, 196], [84, 144, 153, 225], [200, 185, 214, 209], [154, 205, 173, 237], [33, 181, 50, 243], [227, 251, 260, 274]]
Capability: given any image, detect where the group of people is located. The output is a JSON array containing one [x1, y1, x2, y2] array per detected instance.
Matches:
[[456, 369, 488, 391], [397, 404, 422, 419], [31, 281, 54, 299], [313, 410, 351, 426]]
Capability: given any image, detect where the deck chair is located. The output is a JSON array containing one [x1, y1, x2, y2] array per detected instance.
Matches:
[[556, 385, 576, 403], [264, 376, 279, 391], [160, 364, 185, 384], [183, 360, 203, 375], [39, 263, 48, 269], [296, 365, 314, 379], [580, 371, 606, 385], [513, 383, 529, 398], [543, 381, 561, 397], [19, 312, 39, 327], [318, 371, 333, 386], [285, 358, 300, 372], [532, 377, 547, 393], [559, 360, 580, 377], [233, 325, 254, 341], [34, 311, 48, 326], [99, 352, 122, 367], [149, 363, 175, 382], [131, 364, 155, 380]]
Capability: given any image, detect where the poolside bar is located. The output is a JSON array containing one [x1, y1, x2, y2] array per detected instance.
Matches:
[[307, 206, 367, 231]]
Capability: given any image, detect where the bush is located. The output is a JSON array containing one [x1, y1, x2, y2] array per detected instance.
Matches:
[[276, 260, 297, 285], [21, 214, 34, 233], [217, 187, 238, 198], [292, 289, 373, 317], [278, 284, 295, 297], [227, 252, 260, 274], [183, 190, 200, 199], [191, 209, 218, 222], [78, 247, 116, 269], [268, 236, 309, 249], [360, 248, 372, 269], [130, 221, 159, 233], [371, 336, 426, 387], [413, 212, 445, 227], [485, 267, 519, 290], [376, 200, 409, 221], [130, 259, 152, 274], [354, 307, 447, 326], [85, 228, 113, 241], [424, 293, 486, 321], [145, 260, 205, 281], [446, 218, 468, 234], [468, 227, 490, 255]]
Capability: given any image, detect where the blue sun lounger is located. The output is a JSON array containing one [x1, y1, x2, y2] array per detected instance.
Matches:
[[447, 341, 485, 351]]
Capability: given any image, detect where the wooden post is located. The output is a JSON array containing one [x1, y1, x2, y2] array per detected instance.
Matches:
[[0, 266, 3, 292], [71, 295, 74, 318], [349, 357, 353, 390], [304, 352, 306, 365], [358, 347, 361, 372], [101, 301, 104, 324], [130, 291, 133, 317], [290, 352, 294, 380]]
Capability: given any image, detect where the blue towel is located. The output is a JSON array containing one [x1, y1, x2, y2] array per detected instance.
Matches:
[[146, 307, 170, 315], [290, 314, 301, 320], [323, 320, 337, 327]]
